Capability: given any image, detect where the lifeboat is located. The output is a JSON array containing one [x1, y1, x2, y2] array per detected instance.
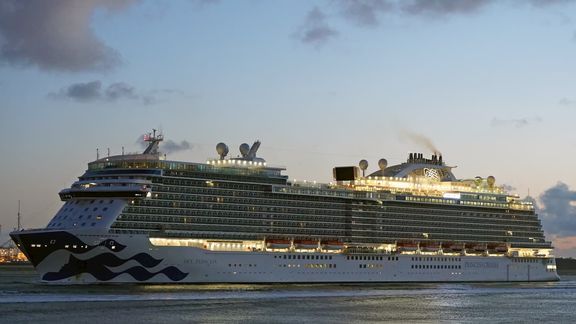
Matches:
[[487, 243, 508, 254], [396, 241, 419, 252], [420, 242, 441, 252], [294, 240, 319, 249], [473, 244, 487, 252], [321, 240, 345, 250], [265, 239, 291, 249], [446, 243, 465, 252], [495, 244, 509, 253]]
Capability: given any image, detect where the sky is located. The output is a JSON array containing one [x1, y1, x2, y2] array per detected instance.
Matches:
[[1, 0, 576, 256]]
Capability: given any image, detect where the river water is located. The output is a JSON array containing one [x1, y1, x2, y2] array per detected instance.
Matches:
[[0, 265, 575, 323]]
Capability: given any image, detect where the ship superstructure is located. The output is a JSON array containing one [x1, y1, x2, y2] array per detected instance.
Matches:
[[10, 131, 558, 283]]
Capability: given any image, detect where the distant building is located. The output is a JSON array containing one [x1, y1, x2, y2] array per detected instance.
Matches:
[[0, 247, 28, 264]]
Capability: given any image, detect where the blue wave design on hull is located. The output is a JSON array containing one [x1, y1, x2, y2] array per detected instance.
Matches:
[[9, 231, 126, 266], [43, 254, 188, 282], [84, 252, 163, 268]]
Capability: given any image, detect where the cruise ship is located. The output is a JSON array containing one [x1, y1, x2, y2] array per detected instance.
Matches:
[[10, 131, 559, 283]]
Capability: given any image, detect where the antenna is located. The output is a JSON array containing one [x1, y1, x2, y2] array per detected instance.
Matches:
[[17, 200, 21, 231], [107, 148, 110, 157], [96, 148, 99, 160], [143, 129, 164, 155], [122, 146, 125, 155]]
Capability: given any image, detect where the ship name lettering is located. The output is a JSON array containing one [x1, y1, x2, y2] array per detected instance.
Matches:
[[184, 259, 216, 265]]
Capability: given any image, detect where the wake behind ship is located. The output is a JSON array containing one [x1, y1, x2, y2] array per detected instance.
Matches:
[[11, 131, 559, 283]]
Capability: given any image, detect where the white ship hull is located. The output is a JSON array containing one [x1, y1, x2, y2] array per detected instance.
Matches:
[[14, 230, 559, 284]]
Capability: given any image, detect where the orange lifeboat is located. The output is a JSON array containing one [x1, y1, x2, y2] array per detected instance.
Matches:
[[487, 243, 508, 254], [293, 240, 319, 249], [446, 243, 465, 252], [321, 240, 345, 250], [265, 239, 291, 249], [473, 244, 487, 252], [495, 244, 509, 253], [420, 242, 441, 252], [396, 241, 419, 252]]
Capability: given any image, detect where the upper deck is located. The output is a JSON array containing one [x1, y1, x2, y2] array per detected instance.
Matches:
[[85, 132, 532, 211]]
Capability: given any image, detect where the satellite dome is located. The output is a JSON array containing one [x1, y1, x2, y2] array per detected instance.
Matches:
[[216, 142, 229, 158], [487, 175, 496, 187], [359, 159, 369, 170], [378, 159, 388, 170], [239, 143, 250, 157]]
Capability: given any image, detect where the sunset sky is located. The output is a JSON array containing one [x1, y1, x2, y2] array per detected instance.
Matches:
[[1, 0, 576, 256]]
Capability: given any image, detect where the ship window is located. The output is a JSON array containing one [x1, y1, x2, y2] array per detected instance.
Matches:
[[90, 200, 95, 204], [91, 223, 96, 227], [103, 207, 108, 211], [81, 223, 86, 227], [79, 215, 83, 219], [99, 200, 104, 204], [109, 200, 114, 204], [93, 208, 98, 211]]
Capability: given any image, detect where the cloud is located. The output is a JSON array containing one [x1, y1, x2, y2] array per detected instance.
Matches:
[[336, 0, 393, 27], [0, 0, 137, 72], [500, 184, 517, 192], [559, 98, 576, 106], [538, 182, 576, 237], [315, 0, 576, 41], [105, 82, 138, 101], [64, 81, 103, 102], [49, 80, 175, 105], [491, 117, 542, 128], [551, 235, 576, 250], [526, 0, 576, 7], [297, 7, 338, 46], [401, 0, 492, 16], [188, 0, 220, 7]]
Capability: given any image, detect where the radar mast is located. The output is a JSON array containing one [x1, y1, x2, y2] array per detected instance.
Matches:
[[143, 129, 164, 155]]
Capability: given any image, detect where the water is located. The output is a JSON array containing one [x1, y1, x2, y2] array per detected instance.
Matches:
[[1, 265, 575, 323]]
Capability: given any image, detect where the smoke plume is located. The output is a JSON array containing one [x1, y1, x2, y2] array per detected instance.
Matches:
[[137, 137, 192, 155], [400, 131, 441, 155]]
